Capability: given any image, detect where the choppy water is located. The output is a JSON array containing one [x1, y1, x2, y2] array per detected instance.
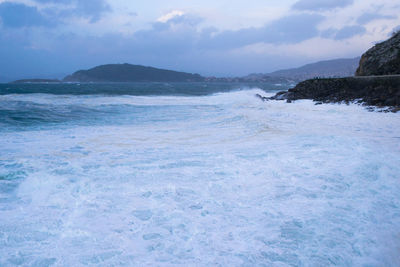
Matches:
[[0, 83, 399, 266]]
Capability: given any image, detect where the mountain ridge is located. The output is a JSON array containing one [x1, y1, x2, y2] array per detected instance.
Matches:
[[249, 57, 360, 82], [8, 58, 362, 83]]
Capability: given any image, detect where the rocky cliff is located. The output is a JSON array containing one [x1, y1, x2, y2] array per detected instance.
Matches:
[[267, 32, 400, 111], [266, 76, 400, 110], [356, 32, 400, 76]]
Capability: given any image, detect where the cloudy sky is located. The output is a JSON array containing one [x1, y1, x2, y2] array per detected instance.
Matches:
[[0, 0, 399, 79]]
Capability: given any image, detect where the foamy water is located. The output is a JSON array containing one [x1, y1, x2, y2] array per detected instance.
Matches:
[[1, 88, 400, 266]]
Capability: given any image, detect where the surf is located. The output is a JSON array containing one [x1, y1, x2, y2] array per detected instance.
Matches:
[[0, 84, 399, 266]]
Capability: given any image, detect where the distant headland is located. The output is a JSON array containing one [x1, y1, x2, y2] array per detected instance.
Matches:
[[10, 57, 360, 84], [63, 63, 204, 83]]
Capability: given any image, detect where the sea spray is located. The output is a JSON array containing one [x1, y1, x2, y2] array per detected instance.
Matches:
[[1, 84, 399, 265]]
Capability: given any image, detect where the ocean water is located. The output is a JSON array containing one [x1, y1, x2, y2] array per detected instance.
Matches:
[[0, 82, 399, 266]]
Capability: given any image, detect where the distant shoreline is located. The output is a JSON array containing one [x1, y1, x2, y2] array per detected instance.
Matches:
[[10, 79, 61, 84], [9, 79, 296, 84]]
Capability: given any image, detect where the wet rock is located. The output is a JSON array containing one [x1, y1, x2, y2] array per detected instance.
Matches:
[[268, 76, 400, 111], [255, 94, 268, 101]]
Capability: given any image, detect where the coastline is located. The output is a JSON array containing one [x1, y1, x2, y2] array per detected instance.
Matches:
[[264, 75, 400, 112]]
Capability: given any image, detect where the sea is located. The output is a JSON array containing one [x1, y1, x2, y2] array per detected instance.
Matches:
[[0, 82, 399, 266]]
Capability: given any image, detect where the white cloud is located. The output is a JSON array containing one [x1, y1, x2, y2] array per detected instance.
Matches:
[[157, 10, 184, 23]]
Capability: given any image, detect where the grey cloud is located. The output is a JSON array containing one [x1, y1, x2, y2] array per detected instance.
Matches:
[[321, 25, 367, 40], [0, 11, 327, 76], [292, 0, 353, 11], [35, 0, 72, 3], [0, 2, 53, 28], [35, 0, 111, 23], [265, 13, 325, 43], [2, 9, 364, 78], [119, 12, 324, 53], [0, 0, 111, 29], [357, 13, 396, 24], [72, 0, 111, 22], [200, 13, 325, 49], [130, 14, 202, 55], [0, 28, 307, 78], [334, 25, 366, 40], [0, 27, 67, 78], [320, 28, 336, 39]]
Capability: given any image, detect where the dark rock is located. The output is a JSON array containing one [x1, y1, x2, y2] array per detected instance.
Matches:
[[356, 32, 400, 76], [268, 76, 400, 111], [268, 91, 290, 101], [384, 97, 396, 106], [255, 93, 268, 101]]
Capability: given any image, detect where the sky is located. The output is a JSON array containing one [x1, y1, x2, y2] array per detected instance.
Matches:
[[0, 0, 399, 79]]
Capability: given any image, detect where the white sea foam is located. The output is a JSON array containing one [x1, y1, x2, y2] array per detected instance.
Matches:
[[0, 89, 400, 266]]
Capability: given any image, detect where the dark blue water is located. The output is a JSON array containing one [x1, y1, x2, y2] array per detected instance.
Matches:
[[0, 82, 289, 130], [0, 82, 290, 96]]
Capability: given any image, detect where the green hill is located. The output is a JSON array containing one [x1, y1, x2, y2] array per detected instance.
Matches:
[[63, 63, 205, 82]]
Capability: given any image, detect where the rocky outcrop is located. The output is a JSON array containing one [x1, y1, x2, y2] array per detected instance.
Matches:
[[265, 76, 400, 110], [267, 32, 400, 111], [356, 32, 400, 76]]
